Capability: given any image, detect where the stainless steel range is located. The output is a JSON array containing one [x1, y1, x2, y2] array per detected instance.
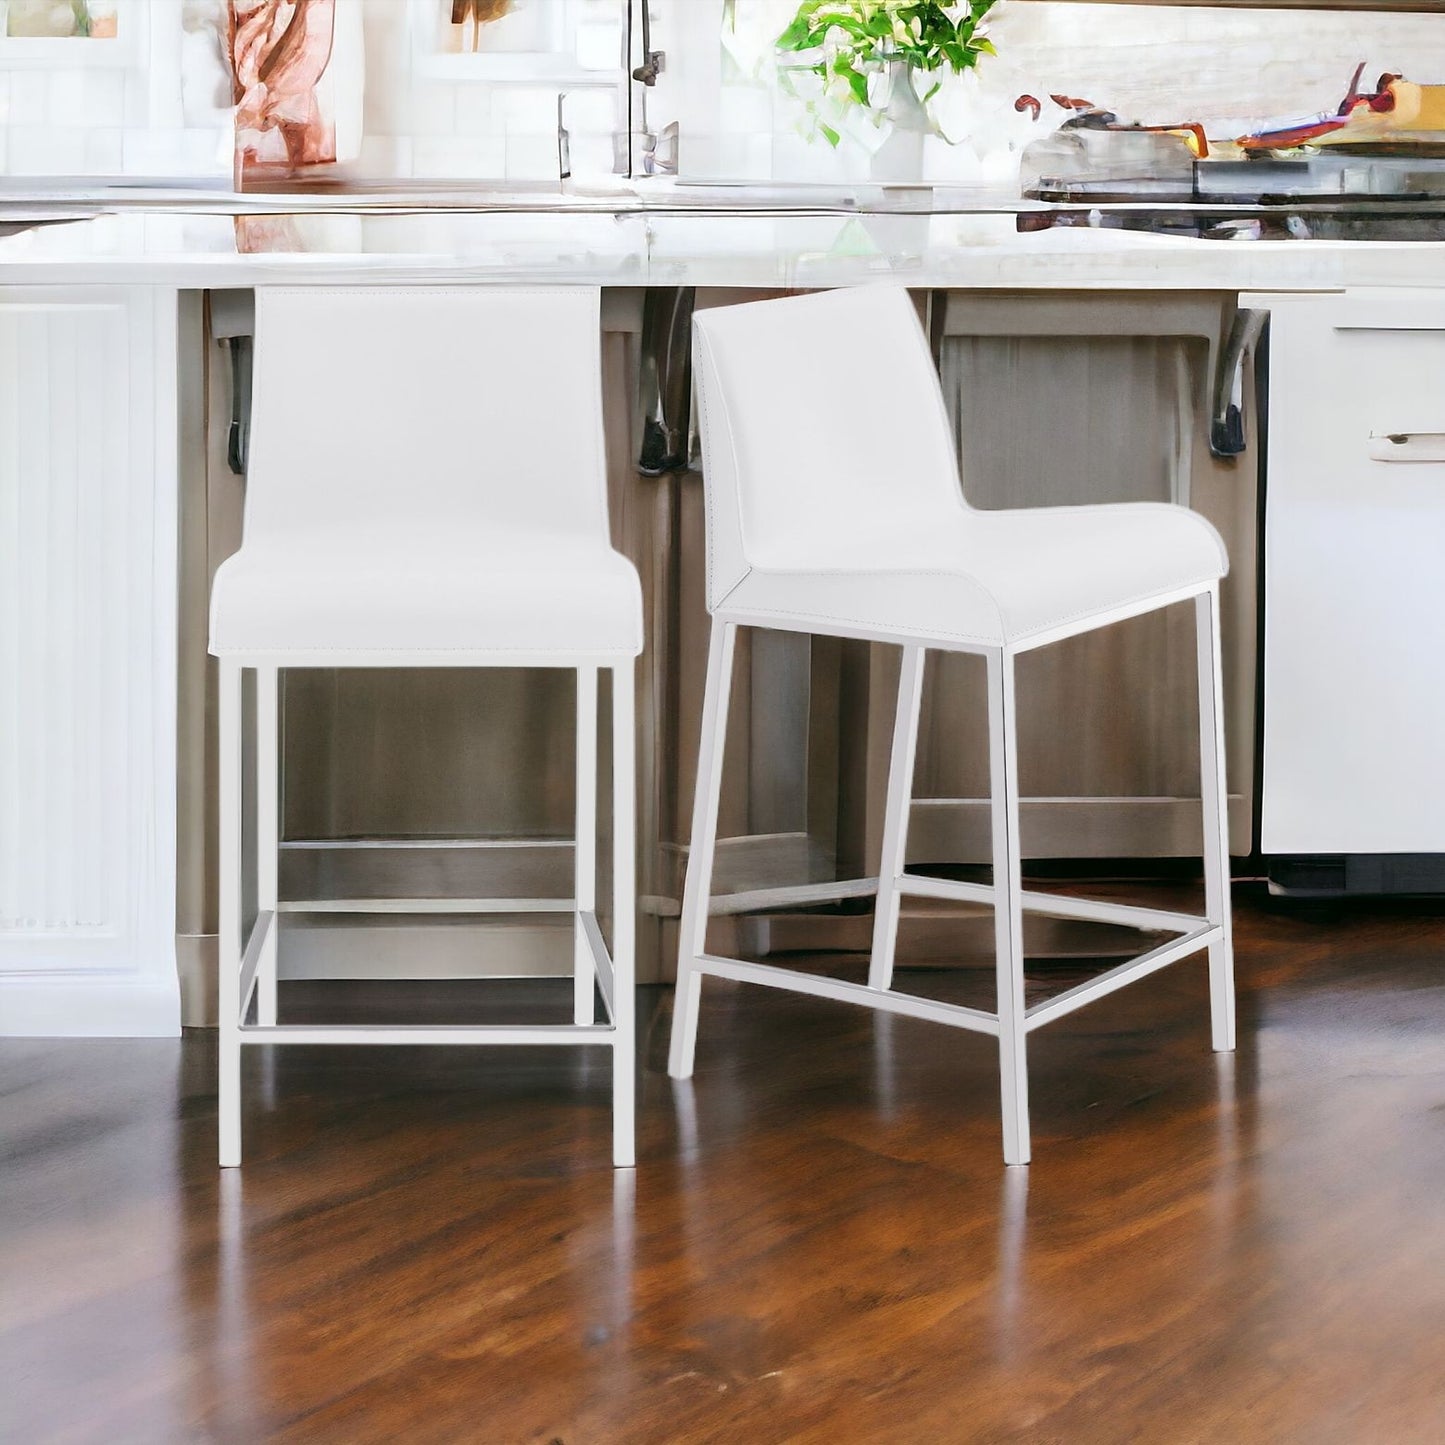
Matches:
[[1024, 138, 1445, 242]]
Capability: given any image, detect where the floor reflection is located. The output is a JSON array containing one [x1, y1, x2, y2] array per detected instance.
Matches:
[[10, 890, 1445, 1439], [871, 1010, 898, 1120]]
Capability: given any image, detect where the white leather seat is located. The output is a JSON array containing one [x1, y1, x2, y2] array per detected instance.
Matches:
[[668, 286, 1236, 1167], [211, 534, 642, 657], [209, 286, 640, 1172], [720, 502, 1225, 649]]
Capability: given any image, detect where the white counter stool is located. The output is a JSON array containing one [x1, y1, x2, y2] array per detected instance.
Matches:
[[667, 286, 1235, 1166], [209, 287, 642, 1169]]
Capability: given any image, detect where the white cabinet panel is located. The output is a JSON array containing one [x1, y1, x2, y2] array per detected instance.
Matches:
[[1260, 291, 1445, 856], [0, 288, 179, 1035]]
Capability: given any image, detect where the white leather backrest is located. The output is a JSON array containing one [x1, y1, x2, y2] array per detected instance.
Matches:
[[244, 287, 608, 548], [693, 287, 967, 606]]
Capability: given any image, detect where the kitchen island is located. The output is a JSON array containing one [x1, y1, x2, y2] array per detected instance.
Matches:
[[3, 185, 1441, 1035]]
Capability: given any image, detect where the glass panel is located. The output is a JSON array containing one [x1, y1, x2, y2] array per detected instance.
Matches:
[[3, 1, 119, 38]]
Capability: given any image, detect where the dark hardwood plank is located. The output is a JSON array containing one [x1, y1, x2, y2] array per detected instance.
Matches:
[[4, 886, 1445, 1443]]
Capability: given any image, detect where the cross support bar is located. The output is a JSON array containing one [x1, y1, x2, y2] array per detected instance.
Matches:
[[692, 953, 1000, 1037], [237, 910, 275, 1022], [691, 923, 1222, 1043], [579, 909, 616, 1022], [1024, 924, 1222, 1032]]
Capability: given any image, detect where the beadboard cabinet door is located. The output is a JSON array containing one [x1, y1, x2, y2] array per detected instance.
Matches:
[[0, 287, 180, 1036]]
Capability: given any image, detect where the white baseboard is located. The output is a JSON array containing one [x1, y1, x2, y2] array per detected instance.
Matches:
[[0, 974, 182, 1038]]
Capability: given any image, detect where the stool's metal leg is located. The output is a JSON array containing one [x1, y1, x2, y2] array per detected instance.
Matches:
[[612, 662, 637, 1168], [218, 660, 243, 1168], [256, 666, 279, 1028], [1196, 585, 1236, 1053], [668, 620, 737, 1080], [988, 649, 1030, 1167], [575, 666, 598, 1026], [869, 645, 926, 991]]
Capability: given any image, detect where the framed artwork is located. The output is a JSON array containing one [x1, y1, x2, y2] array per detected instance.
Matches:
[[0, 0, 141, 66], [408, 0, 626, 84]]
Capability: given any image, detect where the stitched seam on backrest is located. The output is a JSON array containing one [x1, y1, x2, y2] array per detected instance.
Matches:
[[903, 289, 972, 516], [695, 324, 750, 609]]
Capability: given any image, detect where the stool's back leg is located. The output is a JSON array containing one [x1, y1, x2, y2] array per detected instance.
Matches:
[[1196, 585, 1237, 1053], [869, 645, 926, 992], [989, 649, 1030, 1167]]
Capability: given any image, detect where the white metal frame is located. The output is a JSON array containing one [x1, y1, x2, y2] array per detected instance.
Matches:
[[218, 655, 636, 1170], [668, 583, 1234, 1166]]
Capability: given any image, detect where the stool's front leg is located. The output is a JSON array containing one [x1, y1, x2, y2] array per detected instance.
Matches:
[[668, 620, 737, 1081], [217, 660, 244, 1168], [256, 666, 280, 1028], [575, 667, 599, 1027], [988, 649, 1030, 1167], [612, 661, 637, 1169]]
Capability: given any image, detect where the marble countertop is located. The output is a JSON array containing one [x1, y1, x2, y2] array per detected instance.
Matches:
[[2, 189, 1444, 290]]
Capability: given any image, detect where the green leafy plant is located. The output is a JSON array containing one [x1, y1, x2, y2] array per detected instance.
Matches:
[[776, 0, 1000, 145]]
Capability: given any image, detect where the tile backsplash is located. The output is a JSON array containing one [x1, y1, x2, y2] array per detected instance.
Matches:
[[991, 2, 1445, 124], [655, 1, 1445, 184], [2, 0, 1444, 184], [0, 0, 630, 182]]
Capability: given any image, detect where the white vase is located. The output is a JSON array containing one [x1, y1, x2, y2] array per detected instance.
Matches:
[[870, 124, 927, 184], [870, 59, 933, 184]]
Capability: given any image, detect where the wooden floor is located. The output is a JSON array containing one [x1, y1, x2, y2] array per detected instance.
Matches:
[[5, 885, 1445, 1444]]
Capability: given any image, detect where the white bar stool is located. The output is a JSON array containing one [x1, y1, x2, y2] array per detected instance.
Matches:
[[209, 287, 642, 1169], [667, 287, 1235, 1166]]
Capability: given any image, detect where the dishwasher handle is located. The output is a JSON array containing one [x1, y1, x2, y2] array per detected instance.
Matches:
[[1368, 430, 1445, 464]]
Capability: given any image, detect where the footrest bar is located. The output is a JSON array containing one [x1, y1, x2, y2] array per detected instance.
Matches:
[[708, 877, 879, 917], [1024, 924, 1222, 1032], [895, 874, 1207, 935], [695, 953, 1000, 1037], [237, 1023, 618, 1046], [277, 898, 575, 915]]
